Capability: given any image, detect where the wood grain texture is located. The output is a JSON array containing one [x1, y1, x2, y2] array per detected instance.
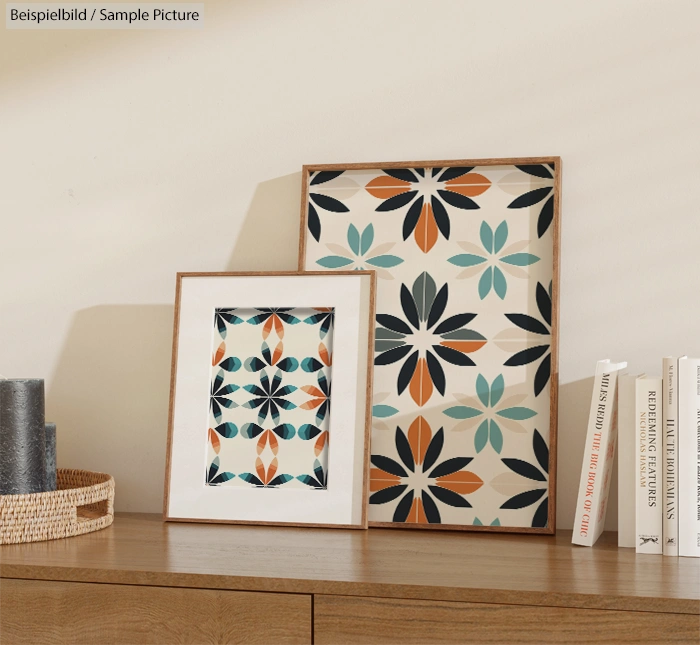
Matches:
[[297, 157, 562, 534], [0, 578, 311, 645], [1, 514, 698, 615], [314, 594, 700, 645], [163, 271, 375, 529]]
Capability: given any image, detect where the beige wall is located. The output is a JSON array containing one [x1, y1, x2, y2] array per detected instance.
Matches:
[[1, 0, 699, 530]]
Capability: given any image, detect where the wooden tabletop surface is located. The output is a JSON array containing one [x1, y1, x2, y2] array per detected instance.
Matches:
[[1, 513, 698, 615]]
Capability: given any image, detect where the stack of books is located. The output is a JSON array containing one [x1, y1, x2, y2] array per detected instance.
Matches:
[[572, 358, 700, 557]]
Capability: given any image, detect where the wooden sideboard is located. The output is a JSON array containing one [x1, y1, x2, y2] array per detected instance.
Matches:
[[1, 513, 698, 644]]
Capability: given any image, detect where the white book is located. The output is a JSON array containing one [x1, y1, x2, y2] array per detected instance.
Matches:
[[572, 359, 627, 547], [662, 357, 680, 556], [636, 376, 663, 554], [618, 373, 641, 548], [678, 357, 700, 558]]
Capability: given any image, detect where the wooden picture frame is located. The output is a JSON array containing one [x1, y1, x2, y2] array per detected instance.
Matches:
[[298, 158, 561, 533], [164, 271, 376, 529]]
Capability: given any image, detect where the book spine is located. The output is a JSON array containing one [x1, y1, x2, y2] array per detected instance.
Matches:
[[573, 367, 615, 546], [678, 358, 700, 557], [662, 358, 679, 556], [617, 375, 636, 547], [636, 378, 663, 554], [595, 378, 619, 544]]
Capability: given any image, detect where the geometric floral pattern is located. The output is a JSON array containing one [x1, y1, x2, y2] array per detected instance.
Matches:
[[301, 162, 558, 530], [206, 307, 334, 490]]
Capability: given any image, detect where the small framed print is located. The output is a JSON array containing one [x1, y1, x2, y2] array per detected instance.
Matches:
[[164, 271, 376, 529]]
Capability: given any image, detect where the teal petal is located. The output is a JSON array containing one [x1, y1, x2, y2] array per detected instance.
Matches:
[[491, 518, 501, 526], [480, 221, 493, 253], [366, 254, 404, 268], [489, 420, 503, 453], [473, 517, 483, 526], [474, 420, 489, 453], [360, 224, 374, 256], [447, 254, 487, 267], [493, 266, 507, 299], [214, 422, 238, 438], [373, 404, 399, 418], [317, 256, 353, 268], [493, 221, 508, 254], [347, 224, 361, 256], [443, 406, 482, 419], [497, 407, 537, 420], [490, 375, 504, 407], [478, 266, 493, 299], [500, 253, 540, 266], [476, 374, 490, 407]]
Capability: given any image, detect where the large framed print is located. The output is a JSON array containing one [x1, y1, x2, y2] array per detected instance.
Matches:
[[164, 271, 375, 529], [299, 158, 561, 533]]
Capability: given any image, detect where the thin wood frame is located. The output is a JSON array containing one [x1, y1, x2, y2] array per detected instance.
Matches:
[[298, 158, 561, 534], [164, 271, 377, 529]]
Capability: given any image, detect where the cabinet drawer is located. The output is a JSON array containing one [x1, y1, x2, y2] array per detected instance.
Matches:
[[314, 594, 698, 644], [0, 578, 311, 645]]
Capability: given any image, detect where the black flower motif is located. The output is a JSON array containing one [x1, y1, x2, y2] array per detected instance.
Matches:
[[303, 308, 334, 339], [214, 308, 244, 339], [504, 281, 552, 397], [370, 417, 482, 524], [507, 164, 556, 238], [210, 369, 239, 422], [375, 271, 486, 406], [206, 456, 234, 485], [243, 369, 297, 424], [500, 429, 549, 528], [307, 171, 350, 242]]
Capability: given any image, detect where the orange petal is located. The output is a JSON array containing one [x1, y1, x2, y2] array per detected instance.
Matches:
[[302, 385, 325, 398], [269, 432, 279, 454], [300, 398, 324, 410], [440, 340, 487, 354], [212, 342, 225, 366], [414, 202, 438, 253], [255, 457, 265, 482], [407, 497, 428, 524], [319, 343, 332, 367], [408, 416, 431, 465], [273, 314, 284, 339], [366, 175, 412, 200], [435, 471, 484, 495], [314, 431, 328, 456], [262, 317, 273, 339], [267, 458, 278, 484], [271, 342, 283, 366], [208, 428, 220, 454], [444, 173, 491, 197], [370, 468, 401, 491], [256, 430, 269, 455], [409, 357, 433, 407]]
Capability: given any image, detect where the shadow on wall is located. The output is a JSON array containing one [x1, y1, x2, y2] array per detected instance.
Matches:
[[556, 376, 619, 532], [47, 305, 174, 513], [225, 172, 303, 271]]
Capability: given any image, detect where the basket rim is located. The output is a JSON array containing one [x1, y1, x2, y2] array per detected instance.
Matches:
[[0, 469, 114, 503]]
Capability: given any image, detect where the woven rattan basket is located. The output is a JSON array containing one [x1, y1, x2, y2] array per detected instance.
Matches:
[[0, 469, 114, 545]]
